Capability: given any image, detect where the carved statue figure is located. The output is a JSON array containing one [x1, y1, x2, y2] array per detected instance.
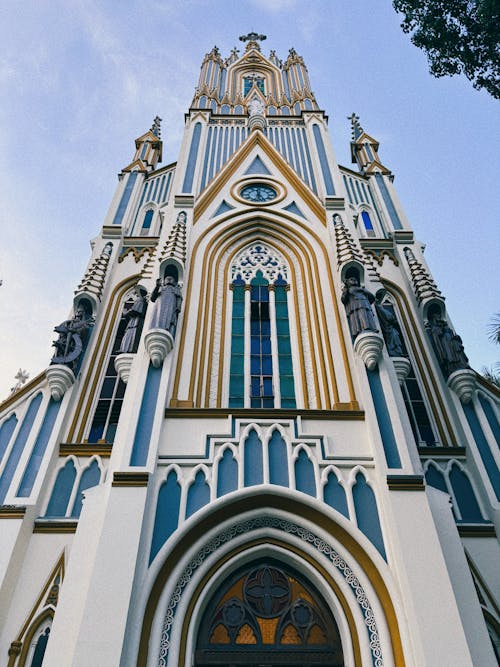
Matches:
[[375, 292, 405, 357], [341, 276, 377, 339], [150, 275, 183, 337], [176, 211, 187, 224], [51, 306, 91, 369], [248, 98, 265, 116], [119, 287, 148, 354], [426, 314, 469, 377]]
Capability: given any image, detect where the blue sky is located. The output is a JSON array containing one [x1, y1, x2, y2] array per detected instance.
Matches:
[[0, 0, 498, 399]]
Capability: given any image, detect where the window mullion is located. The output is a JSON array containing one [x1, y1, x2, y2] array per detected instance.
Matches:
[[244, 285, 251, 408], [268, 286, 281, 408]]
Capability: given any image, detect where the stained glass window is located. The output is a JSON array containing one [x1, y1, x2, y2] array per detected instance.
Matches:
[[229, 244, 296, 409], [196, 560, 344, 665]]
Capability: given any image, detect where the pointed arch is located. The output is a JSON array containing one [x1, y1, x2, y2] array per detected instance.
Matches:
[[216, 446, 238, 497], [382, 280, 457, 446], [68, 275, 141, 443], [294, 446, 317, 497], [150, 468, 182, 564], [244, 428, 263, 487], [170, 209, 358, 412], [136, 491, 404, 667], [323, 467, 349, 518], [268, 428, 289, 487], [70, 458, 102, 518], [448, 462, 484, 522], [352, 471, 386, 559], [44, 458, 77, 517], [186, 468, 211, 518], [8, 553, 64, 667], [424, 461, 448, 494]]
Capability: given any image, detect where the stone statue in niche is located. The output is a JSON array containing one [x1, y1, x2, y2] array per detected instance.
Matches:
[[119, 286, 148, 354], [426, 313, 469, 377], [51, 306, 92, 370], [176, 210, 187, 224], [341, 276, 378, 339], [375, 290, 405, 357], [150, 275, 183, 337]]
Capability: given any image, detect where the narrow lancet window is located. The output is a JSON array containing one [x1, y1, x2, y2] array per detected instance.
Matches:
[[228, 244, 296, 409]]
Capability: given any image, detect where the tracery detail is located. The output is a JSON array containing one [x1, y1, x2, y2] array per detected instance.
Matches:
[[231, 243, 288, 284]]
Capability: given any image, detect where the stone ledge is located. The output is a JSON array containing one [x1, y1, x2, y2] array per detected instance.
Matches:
[[0, 505, 27, 519], [33, 519, 78, 533], [165, 407, 365, 420], [418, 446, 466, 457], [457, 523, 496, 538], [112, 471, 150, 487], [59, 443, 113, 457], [387, 475, 425, 491]]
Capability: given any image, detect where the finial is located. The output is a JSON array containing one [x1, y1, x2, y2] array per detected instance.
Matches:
[[239, 32, 266, 51], [10, 369, 29, 394], [239, 31, 267, 43], [151, 116, 162, 138], [348, 112, 364, 140]]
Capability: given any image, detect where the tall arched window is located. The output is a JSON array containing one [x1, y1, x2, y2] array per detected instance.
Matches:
[[87, 289, 143, 443], [228, 243, 296, 409], [195, 559, 344, 666], [140, 208, 154, 236], [377, 293, 438, 446]]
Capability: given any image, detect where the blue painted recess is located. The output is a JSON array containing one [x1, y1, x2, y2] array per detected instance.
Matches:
[[244, 429, 263, 486], [268, 431, 289, 487], [367, 369, 402, 468], [312, 124, 335, 195], [353, 473, 386, 559], [17, 399, 61, 497], [294, 449, 316, 497], [323, 471, 349, 518], [245, 155, 271, 175], [186, 470, 210, 518], [150, 470, 181, 563], [130, 365, 162, 466], [478, 395, 500, 446], [425, 465, 448, 494], [45, 459, 77, 517], [374, 173, 403, 230], [71, 459, 101, 518], [463, 403, 500, 501], [449, 464, 484, 522], [213, 200, 235, 217], [0, 393, 42, 503], [283, 201, 305, 218], [182, 123, 202, 193], [112, 171, 138, 226], [0, 414, 18, 464], [217, 449, 238, 497]]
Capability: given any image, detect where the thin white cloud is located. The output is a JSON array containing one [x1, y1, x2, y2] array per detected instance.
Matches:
[[249, 0, 298, 11]]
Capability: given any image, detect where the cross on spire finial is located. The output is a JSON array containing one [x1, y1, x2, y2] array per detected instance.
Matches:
[[239, 31, 267, 43], [348, 112, 364, 140], [151, 116, 162, 138]]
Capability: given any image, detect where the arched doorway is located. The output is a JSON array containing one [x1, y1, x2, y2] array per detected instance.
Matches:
[[195, 558, 344, 666]]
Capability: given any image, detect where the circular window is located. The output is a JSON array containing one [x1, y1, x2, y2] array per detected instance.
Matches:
[[240, 183, 278, 204]]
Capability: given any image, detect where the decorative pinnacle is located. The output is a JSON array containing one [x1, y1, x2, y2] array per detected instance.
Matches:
[[348, 112, 364, 140], [239, 31, 267, 43], [151, 116, 162, 138]]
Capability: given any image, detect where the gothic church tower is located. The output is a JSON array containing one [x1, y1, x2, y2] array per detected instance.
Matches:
[[1, 34, 499, 667]]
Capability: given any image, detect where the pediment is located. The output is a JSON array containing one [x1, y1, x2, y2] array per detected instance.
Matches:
[[194, 129, 325, 224]]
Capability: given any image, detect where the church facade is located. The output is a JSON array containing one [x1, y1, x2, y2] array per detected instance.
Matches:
[[0, 34, 499, 666]]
